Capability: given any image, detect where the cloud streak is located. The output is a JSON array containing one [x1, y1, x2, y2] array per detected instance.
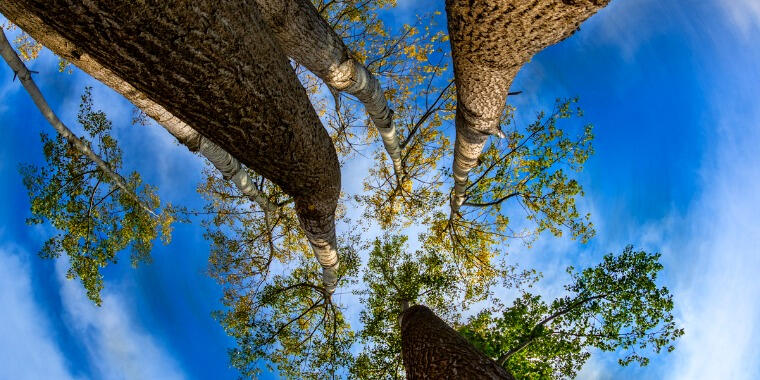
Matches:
[[55, 258, 187, 380], [0, 241, 189, 380], [718, 0, 760, 37], [0, 244, 78, 380], [663, 102, 760, 380]]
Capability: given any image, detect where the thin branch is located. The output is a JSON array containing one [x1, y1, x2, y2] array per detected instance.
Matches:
[[463, 192, 520, 208], [0, 31, 158, 217], [400, 80, 454, 149], [498, 293, 610, 365]]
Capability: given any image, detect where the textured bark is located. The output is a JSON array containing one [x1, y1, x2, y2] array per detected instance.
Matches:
[[446, 0, 610, 212], [0, 31, 156, 217], [7, 15, 276, 230], [400, 305, 514, 379], [0, 0, 341, 291], [255, 0, 402, 175]]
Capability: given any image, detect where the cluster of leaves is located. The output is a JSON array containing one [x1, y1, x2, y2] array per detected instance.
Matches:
[[458, 98, 594, 244], [196, 164, 362, 379], [352, 235, 462, 379], [20, 87, 172, 305], [222, 251, 359, 379], [460, 246, 684, 379], [358, 19, 455, 229], [403, 98, 595, 303], [3, 22, 72, 72]]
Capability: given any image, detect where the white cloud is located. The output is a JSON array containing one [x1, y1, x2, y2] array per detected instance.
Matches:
[[663, 107, 760, 379], [55, 259, 187, 380], [719, 0, 760, 36], [575, 354, 615, 380], [0, 244, 79, 380]]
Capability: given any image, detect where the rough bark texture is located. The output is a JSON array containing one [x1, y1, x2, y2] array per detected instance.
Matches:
[[446, 0, 610, 211], [0, 0, 341, 290], [6, 11, 276, 232], [401, 305, 514, 379], [255, 0, 402, 175], [0, 31, 156, 217]]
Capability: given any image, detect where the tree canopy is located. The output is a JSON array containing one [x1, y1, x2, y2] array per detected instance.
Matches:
[[1, 0, 683, 378]]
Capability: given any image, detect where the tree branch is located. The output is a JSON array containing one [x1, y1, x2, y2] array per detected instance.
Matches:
[[498, 293, 609, 366], [0, 31, 157, 217]]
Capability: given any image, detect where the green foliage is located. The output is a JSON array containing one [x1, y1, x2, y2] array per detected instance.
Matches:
[[403, 98, 595, 304], [352, 235, 462, 379], [20, 87, 172, 305], [8, 2, 683, 378], [461, 98, 594, 244], [222, 251, 359, 379], [198, 165, 362, 379], [3, 22, 73, 71], [459, 246, 684, 379]]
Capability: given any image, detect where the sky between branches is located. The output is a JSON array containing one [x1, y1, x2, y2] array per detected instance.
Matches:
[[1, 0, 760, 378]]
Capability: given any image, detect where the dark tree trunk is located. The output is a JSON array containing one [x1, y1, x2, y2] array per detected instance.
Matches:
[[446, 0, 611, 211], [0, 0, 343, 289], [254, 0, 401, 173], [400, 305, 514, 379]]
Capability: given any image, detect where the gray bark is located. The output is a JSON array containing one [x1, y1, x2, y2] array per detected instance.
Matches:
[[168, 121, 279, 220], [0, 0, 342, 291], [446, 0, 610, 212], [255, 0, 402, 175], [131, 98, 280, 221], [0, 30, 156, 217]]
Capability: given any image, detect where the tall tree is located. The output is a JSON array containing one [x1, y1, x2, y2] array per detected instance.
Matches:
[[446, 0, 610, 212], [460, 247, 683, 379], [355, 237, 681, 379], [0, 0, 343, 291], [254, 0, 402, 176]]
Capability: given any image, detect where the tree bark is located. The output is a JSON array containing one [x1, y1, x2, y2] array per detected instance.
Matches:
[[446, 0, 610, 212], [255, 0, 402, 175], [0, 0, 341, 290], [400, 304, 514, 379]]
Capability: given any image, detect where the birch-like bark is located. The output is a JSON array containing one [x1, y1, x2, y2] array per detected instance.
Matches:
[[255, 0, 402, 176], [0, 31, 157, 218], [0, 0, 341, 291], [165, 120, 278, 220], [131, 96, 279, 219], [446, 0, 610, 212], [400, 304, 514, 379]]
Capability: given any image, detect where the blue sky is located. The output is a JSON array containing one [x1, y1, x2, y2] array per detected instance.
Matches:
[[2, 0, 760, 378]]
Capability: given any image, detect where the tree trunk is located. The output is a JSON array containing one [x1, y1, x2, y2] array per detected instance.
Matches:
[[446, 0, 610, 212], [0, 0, 341, 290], [400, 304, 514, 379], [255, 0, 402, 175]]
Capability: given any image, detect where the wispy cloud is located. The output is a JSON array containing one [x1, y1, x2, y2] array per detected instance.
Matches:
[[718, 0, 760, 37], [662, 102, 760, 380], [55, 259, 187, 380], [0, 244, 79, 380]]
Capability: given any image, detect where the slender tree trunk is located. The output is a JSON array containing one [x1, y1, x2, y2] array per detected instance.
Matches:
[[0, 31, 157, 217], [400, 304, 514, 379], [446, 0, 610, 212], [255, 0, 402, 175], [0, 0, 341, 291]]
